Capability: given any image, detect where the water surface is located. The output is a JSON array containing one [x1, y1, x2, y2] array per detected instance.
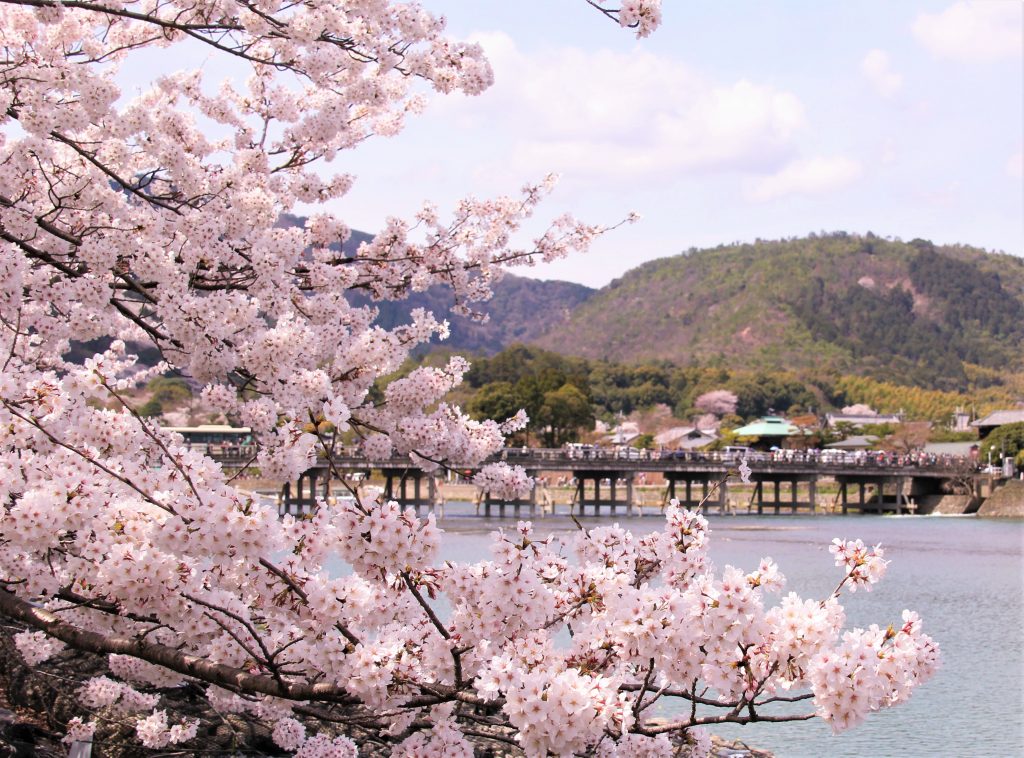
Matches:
[[432, 509, 1024, 758]]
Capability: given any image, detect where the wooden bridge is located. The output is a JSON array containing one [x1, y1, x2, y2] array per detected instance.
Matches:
[[211, 446, 987, 518]]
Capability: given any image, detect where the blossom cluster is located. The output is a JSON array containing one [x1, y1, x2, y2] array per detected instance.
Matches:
[[809, 610, 941, 732], [618, 0, 664, 38], [829, 538, 889, 591], [13, 630, 65, 666]]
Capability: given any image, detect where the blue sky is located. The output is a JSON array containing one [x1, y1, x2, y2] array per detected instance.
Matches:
[[334, 1, 1023, 287]]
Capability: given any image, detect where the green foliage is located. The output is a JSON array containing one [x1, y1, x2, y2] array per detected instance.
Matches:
[[466, 382, 521, 425], [139, 398, 163, 418], [908, 243, 1024, 342], [537, 384, 594, 446], [726, 372, 816, 420], [451, 341, 1018, 431], [859, 422, 898, 438], [980, 423, 1024, 465], [832, 376, 971, 423], [146, 376, 192, 406], [588, 362, 675, 415], [466, 344, 589, 391], [528, 233, 1024, 392], [463, 347, 597, 443], [633, 433, 655, 450], [788, 277, 967, 389]]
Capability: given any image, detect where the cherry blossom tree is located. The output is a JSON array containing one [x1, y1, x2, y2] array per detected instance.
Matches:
[[0, 1, 938, 755], [695, 390, 739, 418]]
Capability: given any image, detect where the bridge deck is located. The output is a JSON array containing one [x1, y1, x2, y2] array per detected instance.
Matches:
[[208, 447, 981, 517]]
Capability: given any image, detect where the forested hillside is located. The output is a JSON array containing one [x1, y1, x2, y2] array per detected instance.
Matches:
[[533, 233, 1024, 392], [266, 224, 1023, 394]]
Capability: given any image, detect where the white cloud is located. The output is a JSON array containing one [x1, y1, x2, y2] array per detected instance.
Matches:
[[745, 156, 864, 202], [861, 49, 903, 98], [436, 32, 807, 180], [1008, 150, 1023, 179], [913, 2, 1023, 62]]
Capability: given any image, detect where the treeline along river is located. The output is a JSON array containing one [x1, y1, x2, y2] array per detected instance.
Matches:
[[327, 508, 1024, 757]]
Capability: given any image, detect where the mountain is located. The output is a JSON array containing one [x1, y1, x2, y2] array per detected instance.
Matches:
[[245, 220, 1024, 392], [275, 213, 595, 354], [529, 233, 1024, 392], [353, 274, 594, 355]]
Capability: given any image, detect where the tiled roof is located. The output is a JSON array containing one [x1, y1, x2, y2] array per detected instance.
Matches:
[[971, 410, 1024, 427], [825, 413, 902, 426], [824, 435, 877, 449], [654, 426, 717, 445], [732, 417, 800, 437]]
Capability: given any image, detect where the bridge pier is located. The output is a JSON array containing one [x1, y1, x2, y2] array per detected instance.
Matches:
[[253, 450, 982, 521], [664, 472, 727, 512], [749, 474, 817, 514], [280, 468, 329, 517], [481, 491, 537, 518], [835, 475, 915, 514], [573, 471, 634, 516], [381, 468, 439, 513], [480, 472, 539, 517]]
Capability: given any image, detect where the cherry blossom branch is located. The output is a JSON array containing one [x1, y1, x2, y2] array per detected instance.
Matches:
[[642, 711, 818, 734], [1, 400, 178, 516], [0, 586, 358, 703], [400, 570, 466, 687], [632, 658, 657, 721]]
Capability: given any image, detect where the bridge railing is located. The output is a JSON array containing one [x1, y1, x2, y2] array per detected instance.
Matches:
[[206, 444, 979, 475], [497, 446, 975, 470]]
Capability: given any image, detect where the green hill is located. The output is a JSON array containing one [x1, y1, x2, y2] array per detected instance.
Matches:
[[212, 220, 1024, 394], [531, 233, 1024, 392]]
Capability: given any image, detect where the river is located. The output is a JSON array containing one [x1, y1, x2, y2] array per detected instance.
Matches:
[[400, 506, 1023, 758]]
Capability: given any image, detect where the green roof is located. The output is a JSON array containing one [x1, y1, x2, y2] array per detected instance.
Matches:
[[732, 416, 800, 437]]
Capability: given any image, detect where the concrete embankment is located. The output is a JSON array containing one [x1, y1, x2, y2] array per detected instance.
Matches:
[[977, 479, 1024, 518], [916, 494, 978, 515]]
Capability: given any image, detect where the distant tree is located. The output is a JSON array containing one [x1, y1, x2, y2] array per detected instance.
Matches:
[[882, 422, 931, 453], [694, 389, 738, 416], [832, 421, 858, 439], [537, 384, 594, 446], [980, 422, 1024, 465], [467, 382, 522, 426], [633, 433, 655, 450], [719, 413, 743, 431], [694, 413, 720, 431], [841, 403, 875, 415], [138, 398, 164, 418], [146, 376, 193, 407], [729, 373, 814, 420]]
